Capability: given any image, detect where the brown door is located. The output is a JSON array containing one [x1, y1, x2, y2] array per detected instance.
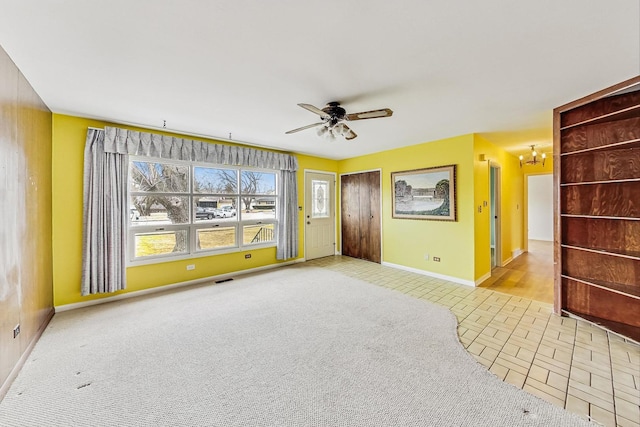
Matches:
[[341, 173, 361, 259], [341, 171, 381, 263]]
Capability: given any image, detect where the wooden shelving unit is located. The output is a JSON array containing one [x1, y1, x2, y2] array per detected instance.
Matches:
[[554, 76, 640, 342]]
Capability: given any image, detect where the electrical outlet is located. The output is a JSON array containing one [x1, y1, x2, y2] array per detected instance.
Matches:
[[245, 254, 251, 259], [13, 324, 20, 338], [186, 264, 195, 271], [424, 253, 429, 260], [433, 257, 441, 262]]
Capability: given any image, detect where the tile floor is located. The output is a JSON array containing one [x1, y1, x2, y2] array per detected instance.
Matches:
[[306, 255, 640, 427]]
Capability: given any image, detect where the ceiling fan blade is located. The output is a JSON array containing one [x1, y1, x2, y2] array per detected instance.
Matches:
[[346, 108, 393, 121], [285, 122, 325, 134], [298, 103, 331, 119], [341, 124, 357, 140]]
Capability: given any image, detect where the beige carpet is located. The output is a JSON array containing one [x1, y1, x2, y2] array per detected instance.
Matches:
[[0, 265, 593, 426]]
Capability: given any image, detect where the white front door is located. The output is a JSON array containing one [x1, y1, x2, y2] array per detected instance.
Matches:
[[305, 171, 336, 260]]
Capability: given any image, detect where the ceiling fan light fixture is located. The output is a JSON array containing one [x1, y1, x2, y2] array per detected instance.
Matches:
[[286, 101, 393, 141], [317, 126, 328, 137]]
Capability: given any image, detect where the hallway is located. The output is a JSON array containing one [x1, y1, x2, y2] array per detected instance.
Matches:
[[480, 240, 554, 304]]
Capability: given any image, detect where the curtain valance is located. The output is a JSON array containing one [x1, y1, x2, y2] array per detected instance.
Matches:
[[83, 127, 298, 295], [104, 127, 298, 172]]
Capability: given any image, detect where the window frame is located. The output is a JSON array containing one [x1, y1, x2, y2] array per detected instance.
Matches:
[[127, 157, 278, 266]]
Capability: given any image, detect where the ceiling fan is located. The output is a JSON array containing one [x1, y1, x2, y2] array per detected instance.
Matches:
[[285, 101, 393, 140]]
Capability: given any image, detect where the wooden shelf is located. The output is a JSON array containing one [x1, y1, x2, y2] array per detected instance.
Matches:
[[561, 275, 640, 299], [560, 144, 640, 184], [561, 178, 640, 186], [561, 244, 640, 260], [562, 216, 640, 255], [554, 76, 640, 342], [560, 214, 640, 220], [560, 89, 640, 129], [560, 181, 640, 217], [560, 137, 640, 156], [561, 277, 640, 330], [560, 104, 640, 130], [561, 246, 638, 288]]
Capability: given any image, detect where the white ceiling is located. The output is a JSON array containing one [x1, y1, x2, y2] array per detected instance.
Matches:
[[0, 1, 638, 160]]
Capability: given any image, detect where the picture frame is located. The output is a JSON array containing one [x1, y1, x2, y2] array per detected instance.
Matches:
[[391, 164, 457, 221]]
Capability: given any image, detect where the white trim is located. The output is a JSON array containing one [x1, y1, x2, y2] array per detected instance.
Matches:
[[490, 164, 502, 268], [55, 259, 303, 313], [127, 159, 280, 266], [502, 248, 524, 267], [382, 261, 476, 287], [475, 272, 492, 286], [339, 168, 382, 176]]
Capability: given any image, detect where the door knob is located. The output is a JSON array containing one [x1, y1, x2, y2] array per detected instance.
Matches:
[[307, 221, 310, 225]]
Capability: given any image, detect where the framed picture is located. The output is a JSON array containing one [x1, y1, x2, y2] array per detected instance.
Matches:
[[391, 164, 457, 221]]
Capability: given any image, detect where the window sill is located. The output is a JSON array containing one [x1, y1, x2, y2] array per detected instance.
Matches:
[[126, 242, 277, 267]]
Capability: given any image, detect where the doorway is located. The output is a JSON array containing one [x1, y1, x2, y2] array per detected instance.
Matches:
[[480, 171, 554, 304], [490, 165, 501, 269], [304, 171, 336, 260], [527, 174, 553, 241]]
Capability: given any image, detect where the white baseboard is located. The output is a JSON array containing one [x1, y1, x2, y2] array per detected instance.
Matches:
[[502, 248, 524, 267], [475, 272, 492, 286], [382, 262, 476, 287], [55, 259, 304, 313]]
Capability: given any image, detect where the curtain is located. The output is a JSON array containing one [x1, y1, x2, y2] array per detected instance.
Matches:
[[103, 126, 298, 260], [276, 170, 299, 260], [103, 127, 298, 171], [81, 129, 128, 295]]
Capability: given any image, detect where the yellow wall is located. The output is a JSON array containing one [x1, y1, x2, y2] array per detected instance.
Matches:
[[473, 135, 524, 281], [51, 115, 337, 306], [52, 114, 526, 305], [338, 135, 476, 283]]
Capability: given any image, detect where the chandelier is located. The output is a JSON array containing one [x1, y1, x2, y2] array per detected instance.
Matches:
[[519, 145, 546, 167]]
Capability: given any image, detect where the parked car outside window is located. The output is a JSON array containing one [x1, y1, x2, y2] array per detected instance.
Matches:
[[215, 206, 236, 218], [196, 207, 216, 220]]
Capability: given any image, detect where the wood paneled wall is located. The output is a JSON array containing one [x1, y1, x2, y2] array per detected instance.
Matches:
[[0, 45, 54, 399]]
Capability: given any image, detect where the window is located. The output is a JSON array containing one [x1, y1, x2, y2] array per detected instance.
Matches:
[[128, 158, 277, 263], [311, 179, 329, 218]]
